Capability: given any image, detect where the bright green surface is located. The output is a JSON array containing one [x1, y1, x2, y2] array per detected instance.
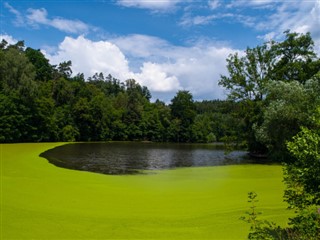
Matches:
[[1, 143, 292, 239]]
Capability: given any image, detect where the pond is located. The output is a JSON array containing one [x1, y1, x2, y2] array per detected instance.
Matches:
[[40, 142, 257, 175]]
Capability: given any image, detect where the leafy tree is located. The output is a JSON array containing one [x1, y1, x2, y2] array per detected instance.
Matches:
[[285, 125, 320, 209], [0, 43, 37, 100], [32, 96, 59, 141], [89, 93, 113, 140], [270, 31, 320, 83], [73, 97, 94, 141], [170, 90, 196, 142], [191, 114, 216, 143], [219, 31, 320, 155], [55, 60, 72, 80], [61, 125, 79, 142], [50, 77, 76, 106], [243, 119, 320, 239], [0, 93, 26, 142], [25, 47, 53, 81], [255, 78, 320, 162], [219, 44, 272, 102]]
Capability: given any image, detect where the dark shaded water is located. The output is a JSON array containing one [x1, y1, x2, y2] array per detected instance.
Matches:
[[40, 142, 255, 175]]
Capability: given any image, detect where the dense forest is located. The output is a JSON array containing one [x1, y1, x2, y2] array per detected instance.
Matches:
[[1, 31, 320, 238], [1, 31, 319, 161], [0, 39, 245, 145]]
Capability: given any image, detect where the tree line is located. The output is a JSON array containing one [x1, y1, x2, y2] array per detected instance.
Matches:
[[0, 40, 244, 144]]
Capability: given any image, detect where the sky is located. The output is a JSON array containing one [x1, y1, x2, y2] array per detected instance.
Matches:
[[1, 0, 320, 102]]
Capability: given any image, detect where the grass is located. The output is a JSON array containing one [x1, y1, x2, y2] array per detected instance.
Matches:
[[1, 143, 293, 239]]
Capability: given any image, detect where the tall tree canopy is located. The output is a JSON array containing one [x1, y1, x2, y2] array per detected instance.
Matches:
[[219, 31, 320, 157], [0, 41, 243, 144]]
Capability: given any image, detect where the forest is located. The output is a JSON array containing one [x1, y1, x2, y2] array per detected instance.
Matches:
[[0, 31, 319, 161], [1, 31, 320, 238], [0, 38, 245, 145]]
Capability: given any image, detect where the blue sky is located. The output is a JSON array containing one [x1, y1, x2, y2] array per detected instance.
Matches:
[[1, 0, 320, 101]]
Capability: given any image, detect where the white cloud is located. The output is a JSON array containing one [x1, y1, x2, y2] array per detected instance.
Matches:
[[0, 34, 18, 45], [27, 8, 48, 25], [45, 35, 236, 101], [26, 8, 90, 34], [111, 34, 170, 58], [227, 0, 275, 8], [257, 0, 320, 54], [47, 36, 131, 80], [117, 0, 181, 11], [180, 14, 217, 26], [208, 0, 221, 10], [4, 2, 24, 26], [110, 35, 237, 99], [248, 0, 274, 6], [4, 3, 91, 34], [180, 12, 255, 28], [136, 62, 181, 92]]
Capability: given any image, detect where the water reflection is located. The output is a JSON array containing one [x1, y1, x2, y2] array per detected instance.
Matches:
[[40, 142, 252, 175]]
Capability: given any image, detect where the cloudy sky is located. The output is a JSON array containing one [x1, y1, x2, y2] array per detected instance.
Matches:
[[1, 0, 320, 101]]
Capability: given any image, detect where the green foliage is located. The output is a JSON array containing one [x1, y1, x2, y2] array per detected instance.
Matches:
[[242, 111, 320, 239], [285, 127, 320, 209], [270, 31, 320, 83], [61, 125, 79, 142], [241, 192, 320, 240], [241, 192, 283, 240], [25, 47, 53, 81], [254, 80, 319, 162], [1, 41, 242, 144], [219, 44, 272, 102], [170, 90, 196, 142], [2, 32, 318, 149], [220, 31, 320, 157], [206, 132, 217, 143]]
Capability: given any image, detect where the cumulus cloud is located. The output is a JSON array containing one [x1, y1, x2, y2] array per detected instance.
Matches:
[[45, 35, 235, 101], [47, 36, 131, 80], [136, 62, 181, 92], [0, 34, 18, 45]]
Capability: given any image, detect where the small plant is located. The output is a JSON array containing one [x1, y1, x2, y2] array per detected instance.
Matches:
[[241, 192, 284, 240]]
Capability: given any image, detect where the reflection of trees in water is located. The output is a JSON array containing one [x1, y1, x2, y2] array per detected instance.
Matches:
[[41, 143, 249, 175]]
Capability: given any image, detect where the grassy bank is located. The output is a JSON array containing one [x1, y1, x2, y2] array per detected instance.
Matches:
[[1, 143, 292, 239]]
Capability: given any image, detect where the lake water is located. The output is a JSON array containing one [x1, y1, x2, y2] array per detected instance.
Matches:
[[40, 142, 255, 175]]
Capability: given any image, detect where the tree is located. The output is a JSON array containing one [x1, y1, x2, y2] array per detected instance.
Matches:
[[0, 43, 36, 100], [270, 31, 320, 83], [255, 78, 320, 162], [219, 31, 320, 155], [219, 44, 272, 102], [25, 47, 53, 81], [55, 60, 72, 79], [285, 123, 320, 209], [242, 124, 320, 239], [170, 90, 196, 142]]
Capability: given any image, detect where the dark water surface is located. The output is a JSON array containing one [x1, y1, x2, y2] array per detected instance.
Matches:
[[40, 142, 254, 175]]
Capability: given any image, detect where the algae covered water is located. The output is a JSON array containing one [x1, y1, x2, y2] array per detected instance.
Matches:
[[2, 143, 291, 239], [40, 142, 254, 174]]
